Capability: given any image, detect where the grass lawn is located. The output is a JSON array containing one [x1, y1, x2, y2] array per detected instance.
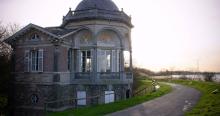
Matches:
[[166, 79, 220, 116], [48, 80, 172, 116]]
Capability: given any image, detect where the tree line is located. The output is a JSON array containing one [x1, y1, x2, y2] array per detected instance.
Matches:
[[0, 22, 20, 115]]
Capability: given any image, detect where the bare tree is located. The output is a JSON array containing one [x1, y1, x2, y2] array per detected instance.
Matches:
[[204, 72, 215, 82], [0, 22, 20, 41], [0, 22, 20, 58], [0, 22, 20, 115]]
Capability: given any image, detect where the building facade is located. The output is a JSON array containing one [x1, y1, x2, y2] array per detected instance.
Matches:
[[6, 0, 133, 115]]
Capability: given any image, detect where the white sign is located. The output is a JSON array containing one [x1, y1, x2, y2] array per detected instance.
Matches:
[[105, 91, 115, 104], [77, 91, 86, 105]]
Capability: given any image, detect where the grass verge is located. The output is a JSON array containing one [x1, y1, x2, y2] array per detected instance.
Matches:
[[165, 79, 220, 116], [48, 80, 172, 116]]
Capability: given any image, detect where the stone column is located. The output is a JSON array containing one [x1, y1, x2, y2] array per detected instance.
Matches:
[[120, 49, 124, 80], [129, 50, 133, 72], [93, 47, 98, 81]]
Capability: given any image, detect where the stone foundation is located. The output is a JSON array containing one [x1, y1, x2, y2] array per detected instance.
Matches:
[[12, 83, 132, 115]]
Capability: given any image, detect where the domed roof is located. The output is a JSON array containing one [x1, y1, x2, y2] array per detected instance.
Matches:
[[75, 0, 119, 11], [62, 0, 132, 27]]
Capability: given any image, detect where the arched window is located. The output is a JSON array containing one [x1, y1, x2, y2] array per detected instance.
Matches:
[[30, 94, 39, 104], [97, 30, 120, 47], [97, 30, 120, 73], [74, 30, 93, 72], [75, 30, 92, 47]]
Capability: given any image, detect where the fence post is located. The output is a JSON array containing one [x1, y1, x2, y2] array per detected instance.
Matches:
[[44, 102, 47, 116]]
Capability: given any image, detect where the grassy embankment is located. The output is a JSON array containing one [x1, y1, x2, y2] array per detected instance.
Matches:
[[48, 79, 172, 116], [163, 79, 220, 116]]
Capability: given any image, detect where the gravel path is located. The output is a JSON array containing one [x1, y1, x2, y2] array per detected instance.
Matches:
[[107, 83, 201, 116]]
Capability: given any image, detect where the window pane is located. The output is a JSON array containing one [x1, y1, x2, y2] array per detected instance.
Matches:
[[87, 51, 91, 58], [39, 50, 43, 57], [116, 50, 119, 72], [86, 51, 91, 72], [106, 51, 111, 72], [98, 50, 106, 72], [80, 50, 91, 72], [30, 50, 43, 72], [36, 51, 39, 70], [38, 58, 43, 71], [111, 50, 119, 72], [31, 51, 37, 71], [98, 50, 112, 72], [124, 51, 130, 69], [82, 52, 86, 72], [38, 50, 43, 72]]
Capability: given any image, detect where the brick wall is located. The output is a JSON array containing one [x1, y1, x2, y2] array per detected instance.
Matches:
[[58, 46, 68, 72], [14, 46, 55, 72]]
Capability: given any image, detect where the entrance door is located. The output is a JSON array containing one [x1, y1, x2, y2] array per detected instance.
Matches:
[[126, 89, 130, 99]]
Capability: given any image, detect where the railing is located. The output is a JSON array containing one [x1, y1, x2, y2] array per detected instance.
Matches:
[[75, 72, 91, 79], [132, 86, 155, 97], [72, 9, 131, 21], [63, 8, 132, 26], [98, 72, 120, 79], [74, 72, 132, 80], [44, 92, 122, 115], [126, 72, 133, 79]]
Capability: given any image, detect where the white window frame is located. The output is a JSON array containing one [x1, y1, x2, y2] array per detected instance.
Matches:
[[31, 50, 38, 71], [111, 50, 119, 72], [80, 50, 92, 72], [98, 49, 120, 73], [124, 51, 130, 68], [38, 49, 43, 72], [24, 49, 43, 72], [98, 50, 111, 72]]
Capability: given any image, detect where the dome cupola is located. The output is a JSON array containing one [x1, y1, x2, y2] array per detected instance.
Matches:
[[62, 0, 132, 27], [75, 0, 119, 11]]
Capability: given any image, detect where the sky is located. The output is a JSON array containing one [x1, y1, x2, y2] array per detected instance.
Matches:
[[0, 0, 220, 72]]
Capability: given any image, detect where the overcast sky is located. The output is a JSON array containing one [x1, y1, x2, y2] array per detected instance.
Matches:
[[1, 0, 220, 72]]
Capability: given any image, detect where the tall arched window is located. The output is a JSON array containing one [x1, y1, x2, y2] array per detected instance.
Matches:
[[97, 30, 120, 73], [74, 30, 93, 72]]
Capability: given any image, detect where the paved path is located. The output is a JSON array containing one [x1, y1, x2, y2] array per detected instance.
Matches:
[[107, 83, 201, 116]]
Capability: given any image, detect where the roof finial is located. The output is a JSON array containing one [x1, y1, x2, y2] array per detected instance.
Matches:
[[69, 7, 72, 11]]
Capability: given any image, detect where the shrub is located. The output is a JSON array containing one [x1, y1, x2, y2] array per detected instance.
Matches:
[[0, 95, 7, 114], [203, 72, 215, 82]]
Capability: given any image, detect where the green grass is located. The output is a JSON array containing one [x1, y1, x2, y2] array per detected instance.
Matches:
[[166, 79, 220, 116], [134, 79, 152, 93], [48, 80, 172, 116]]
